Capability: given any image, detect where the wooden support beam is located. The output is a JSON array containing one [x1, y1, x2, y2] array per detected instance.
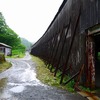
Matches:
[[54, 19, 71, 76], [64, 71, 79, 85], [60, 7, 81, 84]]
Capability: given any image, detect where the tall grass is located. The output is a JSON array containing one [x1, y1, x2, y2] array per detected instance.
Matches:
[[0, 61, 11, 72], [12, 49, 25, 58], [32, 56, 75, 92]]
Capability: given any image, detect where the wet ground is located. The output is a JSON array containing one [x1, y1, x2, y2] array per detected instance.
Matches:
[[0, 53, 87, 100]]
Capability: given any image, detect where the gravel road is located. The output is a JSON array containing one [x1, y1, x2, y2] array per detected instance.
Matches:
[[0, 53, 87, 100]]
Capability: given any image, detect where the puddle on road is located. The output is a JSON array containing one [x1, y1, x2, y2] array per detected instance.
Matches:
[[0, 92, 11, 98], [0, 55, 49, 98], [10, 86, 25, 93], [19, 61, 40, 83], [0, 78, 11, 98]]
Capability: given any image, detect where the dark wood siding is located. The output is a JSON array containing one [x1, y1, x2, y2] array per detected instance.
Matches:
[[31, 0, 100, 85]]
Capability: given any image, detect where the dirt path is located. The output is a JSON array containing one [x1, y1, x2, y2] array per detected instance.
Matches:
[[0, 53, 87, 100]]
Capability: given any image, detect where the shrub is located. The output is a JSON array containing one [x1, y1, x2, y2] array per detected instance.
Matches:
[[0, 53, 5, 63]]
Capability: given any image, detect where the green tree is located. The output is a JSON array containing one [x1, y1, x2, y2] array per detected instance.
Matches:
[[0, 12, 26, 56], [0, 28, 21, 48]]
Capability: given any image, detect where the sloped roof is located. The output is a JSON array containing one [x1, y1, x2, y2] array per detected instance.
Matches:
[[0, 42, 12, 48]]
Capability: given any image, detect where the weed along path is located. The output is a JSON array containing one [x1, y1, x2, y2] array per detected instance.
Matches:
[[0, 53, 87, 100]]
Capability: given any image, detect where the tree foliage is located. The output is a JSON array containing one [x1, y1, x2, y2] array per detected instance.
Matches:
[[0, 12, 26, 52]]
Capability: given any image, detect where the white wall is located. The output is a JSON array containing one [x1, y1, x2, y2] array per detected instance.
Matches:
[[5, 48, 11, 56]]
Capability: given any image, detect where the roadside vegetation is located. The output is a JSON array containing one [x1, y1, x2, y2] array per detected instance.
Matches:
[[0, 61, 11, 72], [0, 53, 11, 72], [32, 56, 75, 92], [32, 56, 94, 93], [11, 47, 25, 58]]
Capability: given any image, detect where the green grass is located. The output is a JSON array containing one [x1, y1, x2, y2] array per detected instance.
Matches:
[[32, 56, 99, 93], [32, 56, 75, 92], [0, 61, 12, 72], [7, 50, 25, 58], [79, 86, 91, 92]]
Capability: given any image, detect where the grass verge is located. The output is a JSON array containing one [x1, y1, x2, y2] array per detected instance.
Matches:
[[0, 61, 12, 72], [6, 51, 25, 58], [32, 56, 75, 92], [12, 50, 25, 58]]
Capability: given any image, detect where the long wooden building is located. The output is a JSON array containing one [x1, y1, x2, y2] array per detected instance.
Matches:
[[31, 0, 100, 89]]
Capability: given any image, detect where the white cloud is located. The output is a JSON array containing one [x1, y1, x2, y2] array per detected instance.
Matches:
[[0, 0, 63, 43]]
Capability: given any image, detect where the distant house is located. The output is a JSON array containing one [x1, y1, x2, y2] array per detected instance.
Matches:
[[0, 43, 12, 56]]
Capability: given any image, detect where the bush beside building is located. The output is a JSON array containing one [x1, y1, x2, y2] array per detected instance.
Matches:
[[0, 53, 5, 63]]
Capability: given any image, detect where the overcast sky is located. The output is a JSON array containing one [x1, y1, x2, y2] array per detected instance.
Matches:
[[0, 0, 63, 43]]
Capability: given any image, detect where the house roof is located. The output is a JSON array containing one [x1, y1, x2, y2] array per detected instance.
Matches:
[[0, 42, 12, 48]]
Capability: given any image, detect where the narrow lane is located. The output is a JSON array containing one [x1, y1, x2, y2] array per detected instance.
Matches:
[[0, 53, 87, 100]]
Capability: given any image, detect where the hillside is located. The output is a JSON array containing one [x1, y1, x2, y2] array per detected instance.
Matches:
[[21, 38, 32, 50]]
